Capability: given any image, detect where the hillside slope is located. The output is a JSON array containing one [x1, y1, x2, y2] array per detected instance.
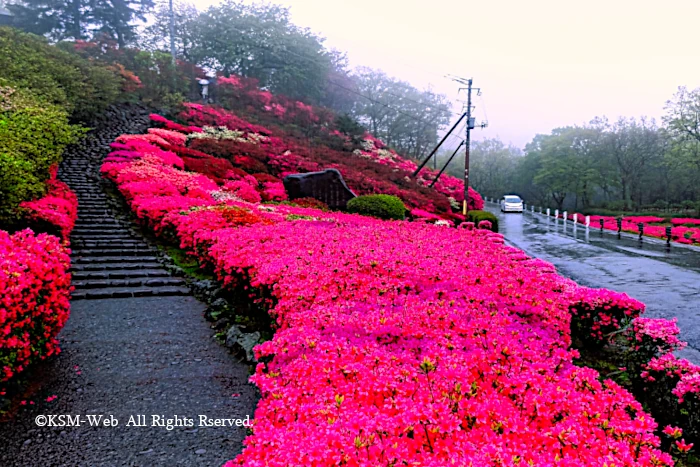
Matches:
[[157, 74, 482, 219]]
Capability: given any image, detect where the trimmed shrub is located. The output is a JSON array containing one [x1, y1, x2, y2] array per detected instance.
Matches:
[[0, 229, 72, 382], [346, 194, 406, 220], [0, 83, 83, 224], [0, 27, 121, 121], [467, 210, 498, 232]]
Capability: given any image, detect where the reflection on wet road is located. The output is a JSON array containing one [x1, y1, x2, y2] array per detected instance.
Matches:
[[484, 202, 700, 363]]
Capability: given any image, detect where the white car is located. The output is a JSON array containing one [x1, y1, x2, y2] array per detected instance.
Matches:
[[500, 195, 524, 213]]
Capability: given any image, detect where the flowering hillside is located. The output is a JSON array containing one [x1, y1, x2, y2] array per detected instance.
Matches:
[[156, 73, 484, 219], [99, 117, 700, 465]]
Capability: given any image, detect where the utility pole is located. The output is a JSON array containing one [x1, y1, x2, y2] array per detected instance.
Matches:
[[168, 0, 177, 65], [463, 78, 473, 216], [449, 76, 479, 216]]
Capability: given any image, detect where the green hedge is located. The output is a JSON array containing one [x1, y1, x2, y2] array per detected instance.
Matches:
[[347, 194, 406, 220], [0, 27, 122, 121], [0, 82, 83, 223], [467, 210, 499, 232]]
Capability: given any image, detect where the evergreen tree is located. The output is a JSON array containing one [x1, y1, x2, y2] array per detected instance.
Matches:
[[90, 0, 154, 48], [8, 0, 89, 40]]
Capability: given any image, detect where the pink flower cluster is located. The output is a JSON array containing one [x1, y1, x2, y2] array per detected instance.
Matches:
[[671, 218, 700, 227], [354, 135, 484, 212], [217, 75, 327, 127], [170, 103, 481, 218], [211, 74, 483, 216], [19, 167, 78, 242], [0, 230, 72, 382], [581, 215, 700, 246], [101, 129, 678, 465], [179, 103, 271, 136]]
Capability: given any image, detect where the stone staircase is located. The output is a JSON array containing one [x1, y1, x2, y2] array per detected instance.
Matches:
[[58, 105, 189, 300]]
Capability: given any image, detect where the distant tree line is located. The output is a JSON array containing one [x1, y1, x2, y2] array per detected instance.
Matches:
[[7, 0, 452, 159], [439, 86, 700, 214]]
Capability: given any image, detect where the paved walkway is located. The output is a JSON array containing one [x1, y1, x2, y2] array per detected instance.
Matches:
[[0, 106, 256, 466], [485, 202, 700, 364]]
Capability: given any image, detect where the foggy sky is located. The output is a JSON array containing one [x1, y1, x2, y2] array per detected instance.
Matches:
[[191, 0, 700, 149]]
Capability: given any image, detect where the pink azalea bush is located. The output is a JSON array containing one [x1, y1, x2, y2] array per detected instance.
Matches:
[[98, 124, 700, 465], [0, 230, 72, 382], [194, 75, 485, 216], [1, 167, 76, 387], [19, 177, 78, 242], [584, 215, 700, 246], [671, 218, 700, 226]]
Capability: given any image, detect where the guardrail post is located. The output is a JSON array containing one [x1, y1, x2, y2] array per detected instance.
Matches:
[[546, 208, 550, 217], [531, 205, 534, 213], [554, 209, 559, 218], [585, 215, 590, 227], [573, 213, 578, 224], [563, 211, 568, 221]]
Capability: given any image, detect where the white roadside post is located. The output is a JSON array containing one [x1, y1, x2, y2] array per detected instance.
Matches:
[[563, 211, 568, 222], [554, 209, 559, 219], [585, 215, 591, 228], [546, 208, 550, 217], [573, 213, 578, 224]]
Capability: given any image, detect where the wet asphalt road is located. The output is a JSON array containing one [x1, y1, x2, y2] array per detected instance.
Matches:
[[484, 202, 700, 364]]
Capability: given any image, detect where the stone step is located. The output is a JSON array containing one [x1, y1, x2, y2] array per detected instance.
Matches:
[[75, 214, 115, 218], [71, 230, 134, 238], [71, 242, 150, 250], [72, 255, 159, 264], [71, 248, 154, 257], [75, 217, 119, 223], [76, 213, 115, 217], [71, 285, 190, 300], [75, 198, 109, 202], [70, 234, 139, 241], [73, 277, 186, 290], [71, 261, 164, 271], [72, 269, 171, 280], [73, 223, 123, 230]]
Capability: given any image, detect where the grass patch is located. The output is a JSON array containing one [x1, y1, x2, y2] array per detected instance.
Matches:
[[160, 245, 214, 281]]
